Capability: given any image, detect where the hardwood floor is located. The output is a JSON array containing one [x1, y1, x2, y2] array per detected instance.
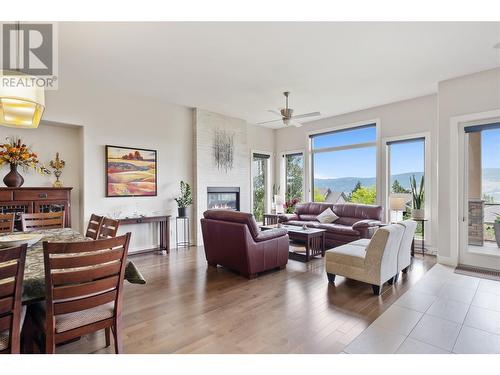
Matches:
[[57, 247, 436, 354]]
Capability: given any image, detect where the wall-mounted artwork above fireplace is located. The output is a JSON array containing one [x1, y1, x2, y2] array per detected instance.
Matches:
[[207, 187, 240, 211]]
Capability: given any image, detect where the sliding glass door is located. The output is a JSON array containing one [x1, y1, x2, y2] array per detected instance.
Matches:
[[460, 122, 500, 269]]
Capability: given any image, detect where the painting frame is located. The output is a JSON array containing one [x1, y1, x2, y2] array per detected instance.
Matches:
[[105, 145, 158, 197]]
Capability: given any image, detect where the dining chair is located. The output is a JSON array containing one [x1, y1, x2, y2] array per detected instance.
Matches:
[[98, 217, 120, 239], [0, 213, 15, 233], [21, 212, 65, 232], [0, 244, 28, 354], [36, 233, 131, 354], [85, 214, 104, 240]]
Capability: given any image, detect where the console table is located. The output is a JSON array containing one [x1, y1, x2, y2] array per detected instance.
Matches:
[[119, 215, 171, 254]]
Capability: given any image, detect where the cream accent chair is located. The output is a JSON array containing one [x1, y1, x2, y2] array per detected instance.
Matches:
[[325, 223, 404, 295], [395, 220, 417, 281]]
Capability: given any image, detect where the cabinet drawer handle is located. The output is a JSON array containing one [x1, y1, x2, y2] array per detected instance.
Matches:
[[38, 193, 48, 198]]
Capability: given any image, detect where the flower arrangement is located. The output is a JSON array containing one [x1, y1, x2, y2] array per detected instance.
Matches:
[[0, 137, 50, 187], [0, 137, 50, 174], [284, 197, 300, 214]]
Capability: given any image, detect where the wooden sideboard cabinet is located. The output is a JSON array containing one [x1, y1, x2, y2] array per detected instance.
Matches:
[[0, 187, 72, 230]]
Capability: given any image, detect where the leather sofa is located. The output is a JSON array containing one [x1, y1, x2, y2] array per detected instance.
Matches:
[[279, 202, 383, 248], [201, 210, 289, 279]]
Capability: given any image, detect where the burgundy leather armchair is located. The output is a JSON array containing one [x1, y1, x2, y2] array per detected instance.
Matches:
[[201, 210, 289, 279]]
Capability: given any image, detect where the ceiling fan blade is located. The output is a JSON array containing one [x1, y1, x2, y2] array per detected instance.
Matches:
[[268, 109, 283, 117], [284, 119, 302, 128], [257, 118, 283, 125], [291, 111, 321, 120]]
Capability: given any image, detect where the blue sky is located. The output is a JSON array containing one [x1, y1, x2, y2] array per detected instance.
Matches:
[[312, 126, 424, 179], [482, 128, 500, 169]]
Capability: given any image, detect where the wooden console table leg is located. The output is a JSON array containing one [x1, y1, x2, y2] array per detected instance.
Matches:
[[160, 219, 169, 254], [305, 237, 310, 262]]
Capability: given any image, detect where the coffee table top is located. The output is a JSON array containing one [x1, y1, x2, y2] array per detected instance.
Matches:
[[261, 224, 326, 235]]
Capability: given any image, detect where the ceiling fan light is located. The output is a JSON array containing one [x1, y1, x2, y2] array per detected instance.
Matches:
[[283, 118, 291, 126], [0, 73, 45, 129]]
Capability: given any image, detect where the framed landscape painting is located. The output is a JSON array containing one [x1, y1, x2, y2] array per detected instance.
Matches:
[[106, 145, 157, 197]]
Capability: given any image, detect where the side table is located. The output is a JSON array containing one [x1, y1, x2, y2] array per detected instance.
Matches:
[[411, 219, 428, 257], [176, 216, 191, 249], [263, 213, 279, 226]]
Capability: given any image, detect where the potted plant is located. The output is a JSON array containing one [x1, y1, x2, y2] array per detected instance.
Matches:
[[494, 215, 500, 248], [174, 181, 192, 217], [410, 174, 425, 220], [0, 137, 50, 187]]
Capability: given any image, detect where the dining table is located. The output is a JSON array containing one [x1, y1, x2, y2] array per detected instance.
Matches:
[[10, 228, 147, 304]]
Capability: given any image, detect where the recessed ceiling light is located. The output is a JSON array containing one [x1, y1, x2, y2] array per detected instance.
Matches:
[[494, 42, 500, 49]]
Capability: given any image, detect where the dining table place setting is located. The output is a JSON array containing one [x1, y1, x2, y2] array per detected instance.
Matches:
[[0, 227, 146, 304]]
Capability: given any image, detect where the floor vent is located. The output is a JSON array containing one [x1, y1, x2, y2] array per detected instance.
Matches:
[[455, 264, 500, 281]]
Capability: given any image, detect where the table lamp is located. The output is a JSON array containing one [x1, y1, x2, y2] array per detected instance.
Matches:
[[390, 197, 406, 223], [275, 195, 285, 214]]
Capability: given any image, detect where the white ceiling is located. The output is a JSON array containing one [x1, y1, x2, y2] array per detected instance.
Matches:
[[57, 22, 500, 127]]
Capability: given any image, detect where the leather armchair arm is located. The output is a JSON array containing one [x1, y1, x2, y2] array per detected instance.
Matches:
[[254, 228, 288, 242], [278, 213, 299, 222]]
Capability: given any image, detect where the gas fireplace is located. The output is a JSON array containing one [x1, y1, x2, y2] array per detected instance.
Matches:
[[207, 187, 240, 211]]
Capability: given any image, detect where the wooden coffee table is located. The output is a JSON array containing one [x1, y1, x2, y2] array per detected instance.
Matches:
[[261, 224, 326, 262]]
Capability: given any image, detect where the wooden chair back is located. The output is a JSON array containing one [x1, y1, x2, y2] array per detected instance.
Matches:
[[21, 212, 65, 232], [85, 214, 104, 240], [0, 213, 15, 233], [0, 244, 27, 354], [43, 233, 131, 352], [98, 217, 120, 239]]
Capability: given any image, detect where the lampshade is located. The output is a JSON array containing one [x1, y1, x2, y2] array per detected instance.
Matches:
[[0, 73, 45, 129], [275, 194, 284, 205], [390, 197, 407, 211]]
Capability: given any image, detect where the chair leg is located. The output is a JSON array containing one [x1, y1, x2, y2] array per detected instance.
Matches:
[[372, 284, 381, 295], [387, 276, 394, 285], [327, 273, 336, 284], [402, 266, 410, 274], [113, 319, 123, 354], [105, 327, 111, 347], [393, 273, 400, 283], [207, 261, 217, 268]]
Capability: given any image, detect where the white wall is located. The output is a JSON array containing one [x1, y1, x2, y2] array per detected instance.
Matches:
[[437, 67, 500, 265], [43, 86, 193, 252], [194, 109, 276, 245], [0, 122, 83, 230], [274, 94, 439, 251]]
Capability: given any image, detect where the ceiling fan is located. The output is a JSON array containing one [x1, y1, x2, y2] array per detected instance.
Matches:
[[257, 91, 320, 127]]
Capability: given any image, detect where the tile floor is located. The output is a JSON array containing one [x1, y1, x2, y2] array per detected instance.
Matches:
[[345, 264, 500, 354]]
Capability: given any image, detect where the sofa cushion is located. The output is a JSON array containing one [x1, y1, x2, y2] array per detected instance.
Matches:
[[318, 223, 360, 236], [325, 244, 366, 268], [298, 214, 319, 221], [286, 220, 321, 228], [349, 238, 371, 248], [335, 217, 359, 226], [295, 202, 335, 216], [317, 208, 339, 224], [332, 203, 383, 221]]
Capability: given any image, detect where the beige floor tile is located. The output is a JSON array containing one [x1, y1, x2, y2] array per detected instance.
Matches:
[[427, 298, 470, 324], [344, 325, 406, 354], [394, 289, 437, 312], [438, 284, 476, 304], [464, 306, 500, 335], [472, 291, 500, 312], [409, 314, 461, 351], [372, 305, 423, 335], [396, 337, 450, 354], [453, 326, 500, 354]]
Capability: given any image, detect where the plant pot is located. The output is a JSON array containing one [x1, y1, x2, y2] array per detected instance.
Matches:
[[178, 207, 186, 217], [411, 208, 425, 220], [494, 222, 500, 248], [3, 164, 24, 188]]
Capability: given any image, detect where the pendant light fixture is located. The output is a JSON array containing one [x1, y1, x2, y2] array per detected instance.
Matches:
[[0, 22, 45, 129]]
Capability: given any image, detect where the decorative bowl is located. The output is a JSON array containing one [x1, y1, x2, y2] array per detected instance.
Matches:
[[0, 233, 44, 248]]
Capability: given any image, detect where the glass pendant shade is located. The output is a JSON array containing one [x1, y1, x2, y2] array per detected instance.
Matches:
[[0, 73, 45, 129]]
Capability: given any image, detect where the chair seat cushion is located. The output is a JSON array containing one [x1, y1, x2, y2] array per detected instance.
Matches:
[[325, 244, 366, 268], [32, 302, 114, 333]]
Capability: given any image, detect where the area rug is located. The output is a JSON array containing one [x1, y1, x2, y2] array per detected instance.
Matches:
[[455, 264, 500, 281]]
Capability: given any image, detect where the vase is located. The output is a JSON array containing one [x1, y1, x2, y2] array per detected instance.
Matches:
[[3, 164, 24, 188], [411, 208, 425, 220], [494, 222, 500, 248], [178, 207, 186, 217]]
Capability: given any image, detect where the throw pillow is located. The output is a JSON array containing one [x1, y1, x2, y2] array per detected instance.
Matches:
[[316, 208, 339, 224]]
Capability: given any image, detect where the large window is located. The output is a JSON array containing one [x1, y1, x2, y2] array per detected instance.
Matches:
[[252, 153, 270, 223], [387, 138, 425, 237], [285, 153, 304, 203], [311, 124, 377, 204]]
